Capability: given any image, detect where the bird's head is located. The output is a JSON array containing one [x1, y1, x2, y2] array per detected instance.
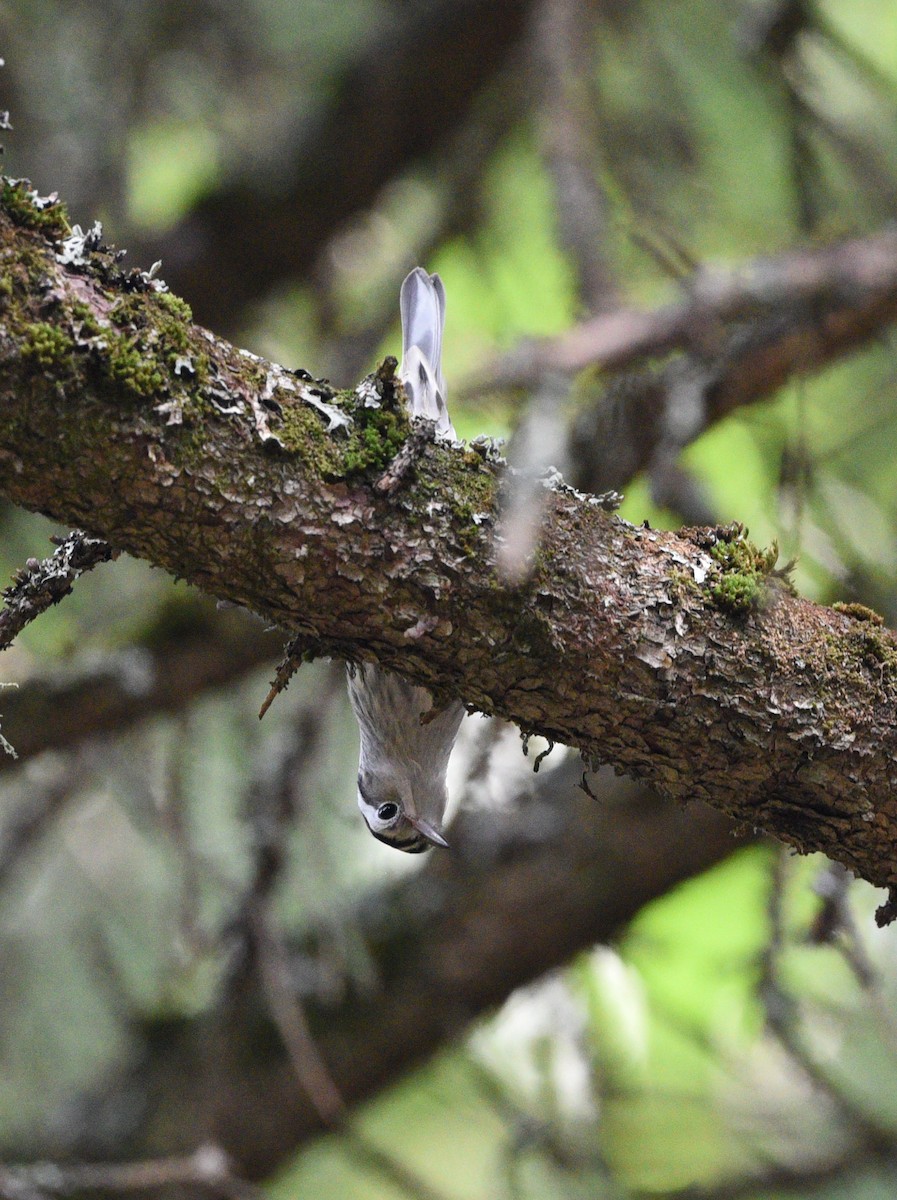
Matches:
[[356, 765, 450, 853]]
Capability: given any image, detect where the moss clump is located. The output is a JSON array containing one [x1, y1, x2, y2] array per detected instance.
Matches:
[[448, 467, 497, 556], [109, 295, 149, 329], [712, 571, 764, 613], [665, 567, 700, 604], [106, 336, 166, 398], [22, 322, 75, 368], [832, 601, 884, 625], [825, 622, 897, 687], [156, 292, 193, 323], [70, 300, 103, 337], [857, 627, 897, 673], [273, 376, 411, 479], [104, 290, 203, 399], [706, 524, 793, 616], [1, 178, 71, 239], [111, 291, 194, 352], [342, 404, 409, 475], [22, 298, 188, 403], [273, 399, 339, 474]]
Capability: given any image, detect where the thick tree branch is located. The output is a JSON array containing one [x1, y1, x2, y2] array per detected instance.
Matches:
[[466, 227, 897, 502], [568, 275, 897, 494], [1, 189, 896, 910]]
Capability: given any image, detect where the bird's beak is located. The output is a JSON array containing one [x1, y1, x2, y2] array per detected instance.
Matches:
[[410, 816, 450, 849]]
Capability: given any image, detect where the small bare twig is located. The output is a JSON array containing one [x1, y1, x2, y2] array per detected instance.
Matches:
[[251, 906, 346, 1125], [809, 861, 897, 1057], [759, 850, 897, 1150], [530, 0, 618, 313], [258, 635, 306, 719], [250, 906, 451, 1200], [375, 418, 437, 495], [578, 770, 599, 802], [0, 531, 116, 651], [224, 663, 344, 998], [532, 739, 555, 773], [0, 1144, 261, 1200]]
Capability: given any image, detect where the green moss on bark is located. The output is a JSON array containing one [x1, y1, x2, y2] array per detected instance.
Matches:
[[22, 322, 76, 368], [1, 178, 71, 239], [704, 524, 794, 616], [832, 601, 884, 625]]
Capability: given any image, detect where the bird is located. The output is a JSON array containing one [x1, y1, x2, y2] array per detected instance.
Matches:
[[347, 268, 465, 852]]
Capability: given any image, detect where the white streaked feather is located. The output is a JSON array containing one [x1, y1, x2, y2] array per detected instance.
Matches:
[[399, 268, 455, 439]]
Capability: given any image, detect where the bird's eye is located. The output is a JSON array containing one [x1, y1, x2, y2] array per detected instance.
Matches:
[[377, 802, 399, 822]]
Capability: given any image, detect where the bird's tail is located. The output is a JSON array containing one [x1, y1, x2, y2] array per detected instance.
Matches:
[[399, 268, 455, 439]]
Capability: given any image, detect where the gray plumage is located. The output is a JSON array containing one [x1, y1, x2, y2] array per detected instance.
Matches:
[[349, 666, 465, 852], [348, 268, 464, 852]]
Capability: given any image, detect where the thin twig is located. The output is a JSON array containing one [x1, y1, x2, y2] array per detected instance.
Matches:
[[760, 850, 897, 1149], [258, 636, 305, 719], [251, 905, 346, 1125], [0, 1144, 261, 1200], [250, 905, 452, 1200]]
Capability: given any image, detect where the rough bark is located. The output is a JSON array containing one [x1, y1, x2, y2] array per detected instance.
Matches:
[[0, 187, 895, 913]]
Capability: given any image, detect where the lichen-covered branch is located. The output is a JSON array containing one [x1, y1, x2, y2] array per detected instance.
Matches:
[[0, 529, 114, 651], [1, 182, 897, 913]]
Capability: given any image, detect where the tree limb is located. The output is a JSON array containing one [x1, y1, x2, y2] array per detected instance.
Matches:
[[0, 600, 278, 773], [476, 227, 897, 387], [473, 226, 897, 502], [0, 1144, 260, 1200], [1, 188, 896, 911], [568, 281, 897, 495]]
